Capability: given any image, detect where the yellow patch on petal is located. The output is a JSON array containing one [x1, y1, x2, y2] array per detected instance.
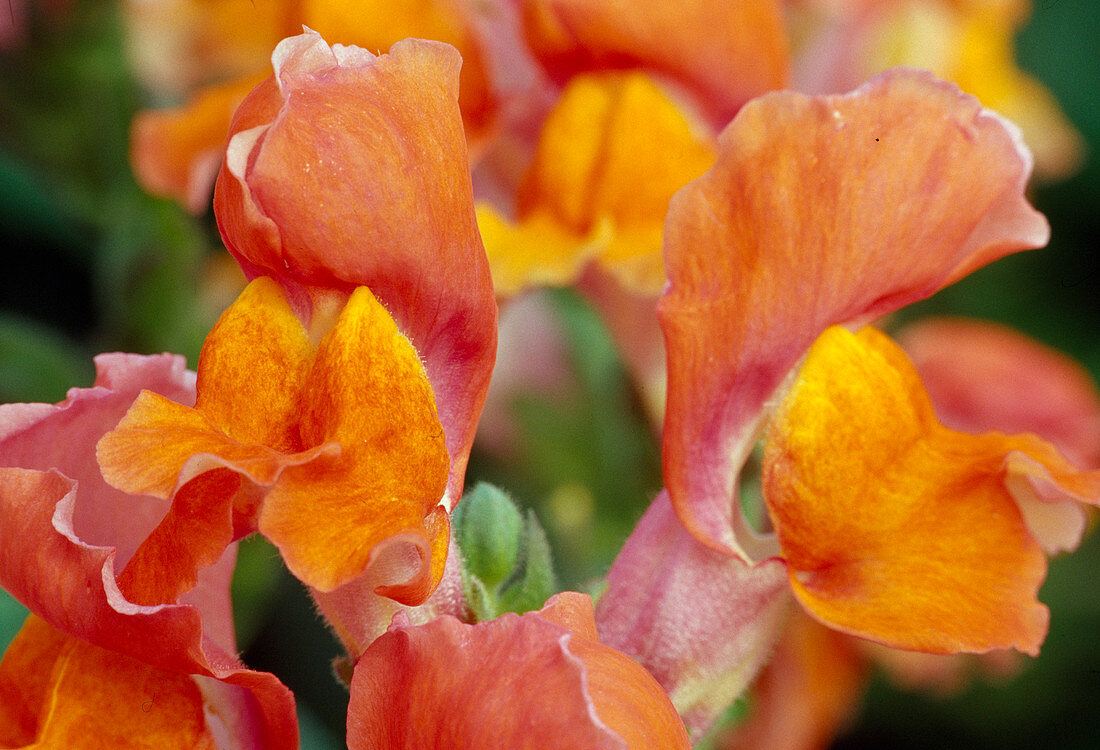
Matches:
[[0, 617, 215, 749], [763, 326, 1054, 655], [196, 276, 316, 453], [484, 72, 715, 295], [260, 286, 449, 595]]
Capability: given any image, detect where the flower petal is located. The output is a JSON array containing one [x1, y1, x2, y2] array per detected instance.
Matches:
[[214, 31, 496, 508], [521, 0, 788, 124], [763, 326, 1100, 654], [2, 618, 216, 749], [596, 492, 789, 739], [302, 0, 498, 141], [720, 612, 867, 750], [0, 615, 67, 746], [259, 285, 449, 595], [898, 317, 1100, 470], [0, 467, 298, 748], [661, 69, 1049, 558], [1, 354, 195, 567], [130, 75, 265, 214], [347, 592, 688, 749]]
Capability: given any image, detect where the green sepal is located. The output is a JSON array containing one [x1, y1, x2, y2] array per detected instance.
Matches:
[[452, 482, 524, 590], [496, 510, 558, 616], [462, 572, 498, 623], [453, 483, 559, 621]]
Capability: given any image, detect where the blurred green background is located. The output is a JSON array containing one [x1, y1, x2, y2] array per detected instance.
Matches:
[[1, 0, 1098, 747]]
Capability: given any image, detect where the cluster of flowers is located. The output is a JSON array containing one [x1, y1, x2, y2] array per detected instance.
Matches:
[[3, 0, 1100, 747]]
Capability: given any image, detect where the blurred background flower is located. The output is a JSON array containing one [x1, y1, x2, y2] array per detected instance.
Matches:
[[2, 0, 1099, 747]]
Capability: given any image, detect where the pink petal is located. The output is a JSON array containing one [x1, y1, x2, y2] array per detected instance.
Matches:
[[596, 492, 790, 739]]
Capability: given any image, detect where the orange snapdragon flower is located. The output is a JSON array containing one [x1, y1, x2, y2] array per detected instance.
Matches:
[[98, 278, 451, 603], [660, 68, 1100, 646], [660, 69, 1100, 651], [596, 69, 1099, 739], [100, 32, 497, 629]]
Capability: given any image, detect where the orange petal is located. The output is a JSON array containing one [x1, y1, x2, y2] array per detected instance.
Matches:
[[195, 276, 315, 453], [0, 617, 216, 748], [259, 286, 450, 596], [97, 389, 328, 500], [521, 0, 788, 124], [720, 612, 867, 750], [660, 69, 1049, 559], [114, 469, 241, 607], [0, 615, 67, 746], [762, 326, 1100, 654], [486, 71, 715, 295], [130, 74, 266, 213]]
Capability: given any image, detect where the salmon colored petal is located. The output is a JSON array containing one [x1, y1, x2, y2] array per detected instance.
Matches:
[[259, 286, 449, 595], [521, 0, 788, 124], [348, 592, 688, 749], [898, 317, 1100, 470], [762, 326, 1099, 654], [660, 69, 1049, 559], [214, 30, 496, 509], [130, 75, 266, 213], [0, 467, 297, 748], [302, 0, 498, 140], [596, 492, 790, 739]]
